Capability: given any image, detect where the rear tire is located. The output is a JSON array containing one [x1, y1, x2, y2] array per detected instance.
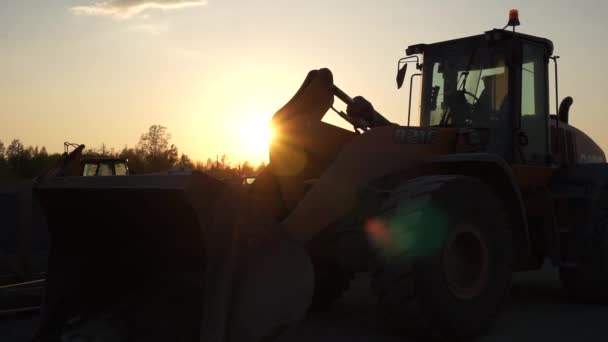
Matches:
[[560, 195, 608, 303], [370, 176, 511, 340]]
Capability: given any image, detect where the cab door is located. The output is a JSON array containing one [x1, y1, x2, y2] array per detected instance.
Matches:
[[518, 42, 550, 165]]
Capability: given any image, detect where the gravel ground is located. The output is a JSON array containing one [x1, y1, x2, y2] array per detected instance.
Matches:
[[280, 265, 608, 341], [2, 265, 607, 342], [0, 312, 39, 342]]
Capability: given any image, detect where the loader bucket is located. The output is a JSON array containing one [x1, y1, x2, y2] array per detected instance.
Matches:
[[33, 172, 313, 342]]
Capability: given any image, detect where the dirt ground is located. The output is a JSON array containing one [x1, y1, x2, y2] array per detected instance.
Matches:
[[280, 265, 608, 341], [2, 265, 607, 342]]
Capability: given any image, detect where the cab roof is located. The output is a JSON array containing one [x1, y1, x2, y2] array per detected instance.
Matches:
[[81, 157, 128, 163], [406, 29, 554, 57]]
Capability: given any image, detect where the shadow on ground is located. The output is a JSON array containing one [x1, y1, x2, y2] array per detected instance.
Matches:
[[1, 266, 606, 342], [280, 265, 608, 341]]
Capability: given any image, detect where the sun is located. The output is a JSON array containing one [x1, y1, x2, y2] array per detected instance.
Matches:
[[237, 118, 275, 157]]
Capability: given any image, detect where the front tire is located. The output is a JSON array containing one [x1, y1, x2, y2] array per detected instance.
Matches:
[[370, 176, 511, 340]]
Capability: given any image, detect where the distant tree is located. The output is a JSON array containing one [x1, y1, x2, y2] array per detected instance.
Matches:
[[194, 161, 206, 171], [239, 161, 255, 177], [26, 146, 56, 178], [205, 157, 215, 169], [255, 162, 267, 175], [119, 146, 146, 175], [138, 125, 170, 156], [137, 125, 179, 172], [176, 153, 194, 169], [192, 155, 267, 181], [6, 139, 26, 174], [0, 126, 270, 180], [100, 143, 108, 156], [0, 139, 7, 177], [166, 144, 179, 165], [83, 143, 118, 158], [220, 155, 230, 169], [39, 146, 48, 157], [6, 139, 24, 159], [0, 140, 61, 179]]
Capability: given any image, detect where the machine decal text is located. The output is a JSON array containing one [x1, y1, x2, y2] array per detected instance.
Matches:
[[393, 128, 437, 145]]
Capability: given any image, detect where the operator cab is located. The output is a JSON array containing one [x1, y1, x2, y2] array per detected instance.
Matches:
[[404, 28, 553, 165], [81, 158, 130, 176]]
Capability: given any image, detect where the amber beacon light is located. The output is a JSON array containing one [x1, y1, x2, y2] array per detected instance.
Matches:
[[508, 9, 520, 27]]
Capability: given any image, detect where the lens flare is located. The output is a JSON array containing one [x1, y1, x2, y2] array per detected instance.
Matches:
[[366, 218, 391, 246], [366, 204, 449, 258]]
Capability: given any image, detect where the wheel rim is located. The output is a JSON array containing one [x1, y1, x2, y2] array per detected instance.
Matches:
[[442, 223, 490, 299]]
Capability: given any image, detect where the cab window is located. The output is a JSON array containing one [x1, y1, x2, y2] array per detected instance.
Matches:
[[98, 163, 113, 176], [83, 163, 98, 176], [520, 43, 549, 164], [114, 163, 128, 176]]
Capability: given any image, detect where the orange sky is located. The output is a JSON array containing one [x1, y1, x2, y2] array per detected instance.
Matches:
[[2, 1, 608, 164]]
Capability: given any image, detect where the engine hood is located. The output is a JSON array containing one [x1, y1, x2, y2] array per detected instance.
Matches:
[[571, 124, 606, 164]]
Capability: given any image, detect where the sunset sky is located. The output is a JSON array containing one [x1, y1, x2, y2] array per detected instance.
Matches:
[[2, 0, 607, 164]]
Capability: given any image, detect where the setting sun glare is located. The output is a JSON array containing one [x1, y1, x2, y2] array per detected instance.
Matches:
[[236, 117, 275, 162]]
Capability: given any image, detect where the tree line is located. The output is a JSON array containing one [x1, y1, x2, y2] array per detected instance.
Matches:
[[0, 125, 266, 181]]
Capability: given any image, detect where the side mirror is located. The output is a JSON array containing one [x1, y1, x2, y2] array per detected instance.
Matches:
[[396, 63, 408, 89]]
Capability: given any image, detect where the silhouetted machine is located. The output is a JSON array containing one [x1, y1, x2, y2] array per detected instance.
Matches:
[[32, 10, 608, 341]]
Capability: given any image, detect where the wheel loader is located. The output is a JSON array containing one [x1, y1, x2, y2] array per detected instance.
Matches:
[[32, 12, 608, 342]]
